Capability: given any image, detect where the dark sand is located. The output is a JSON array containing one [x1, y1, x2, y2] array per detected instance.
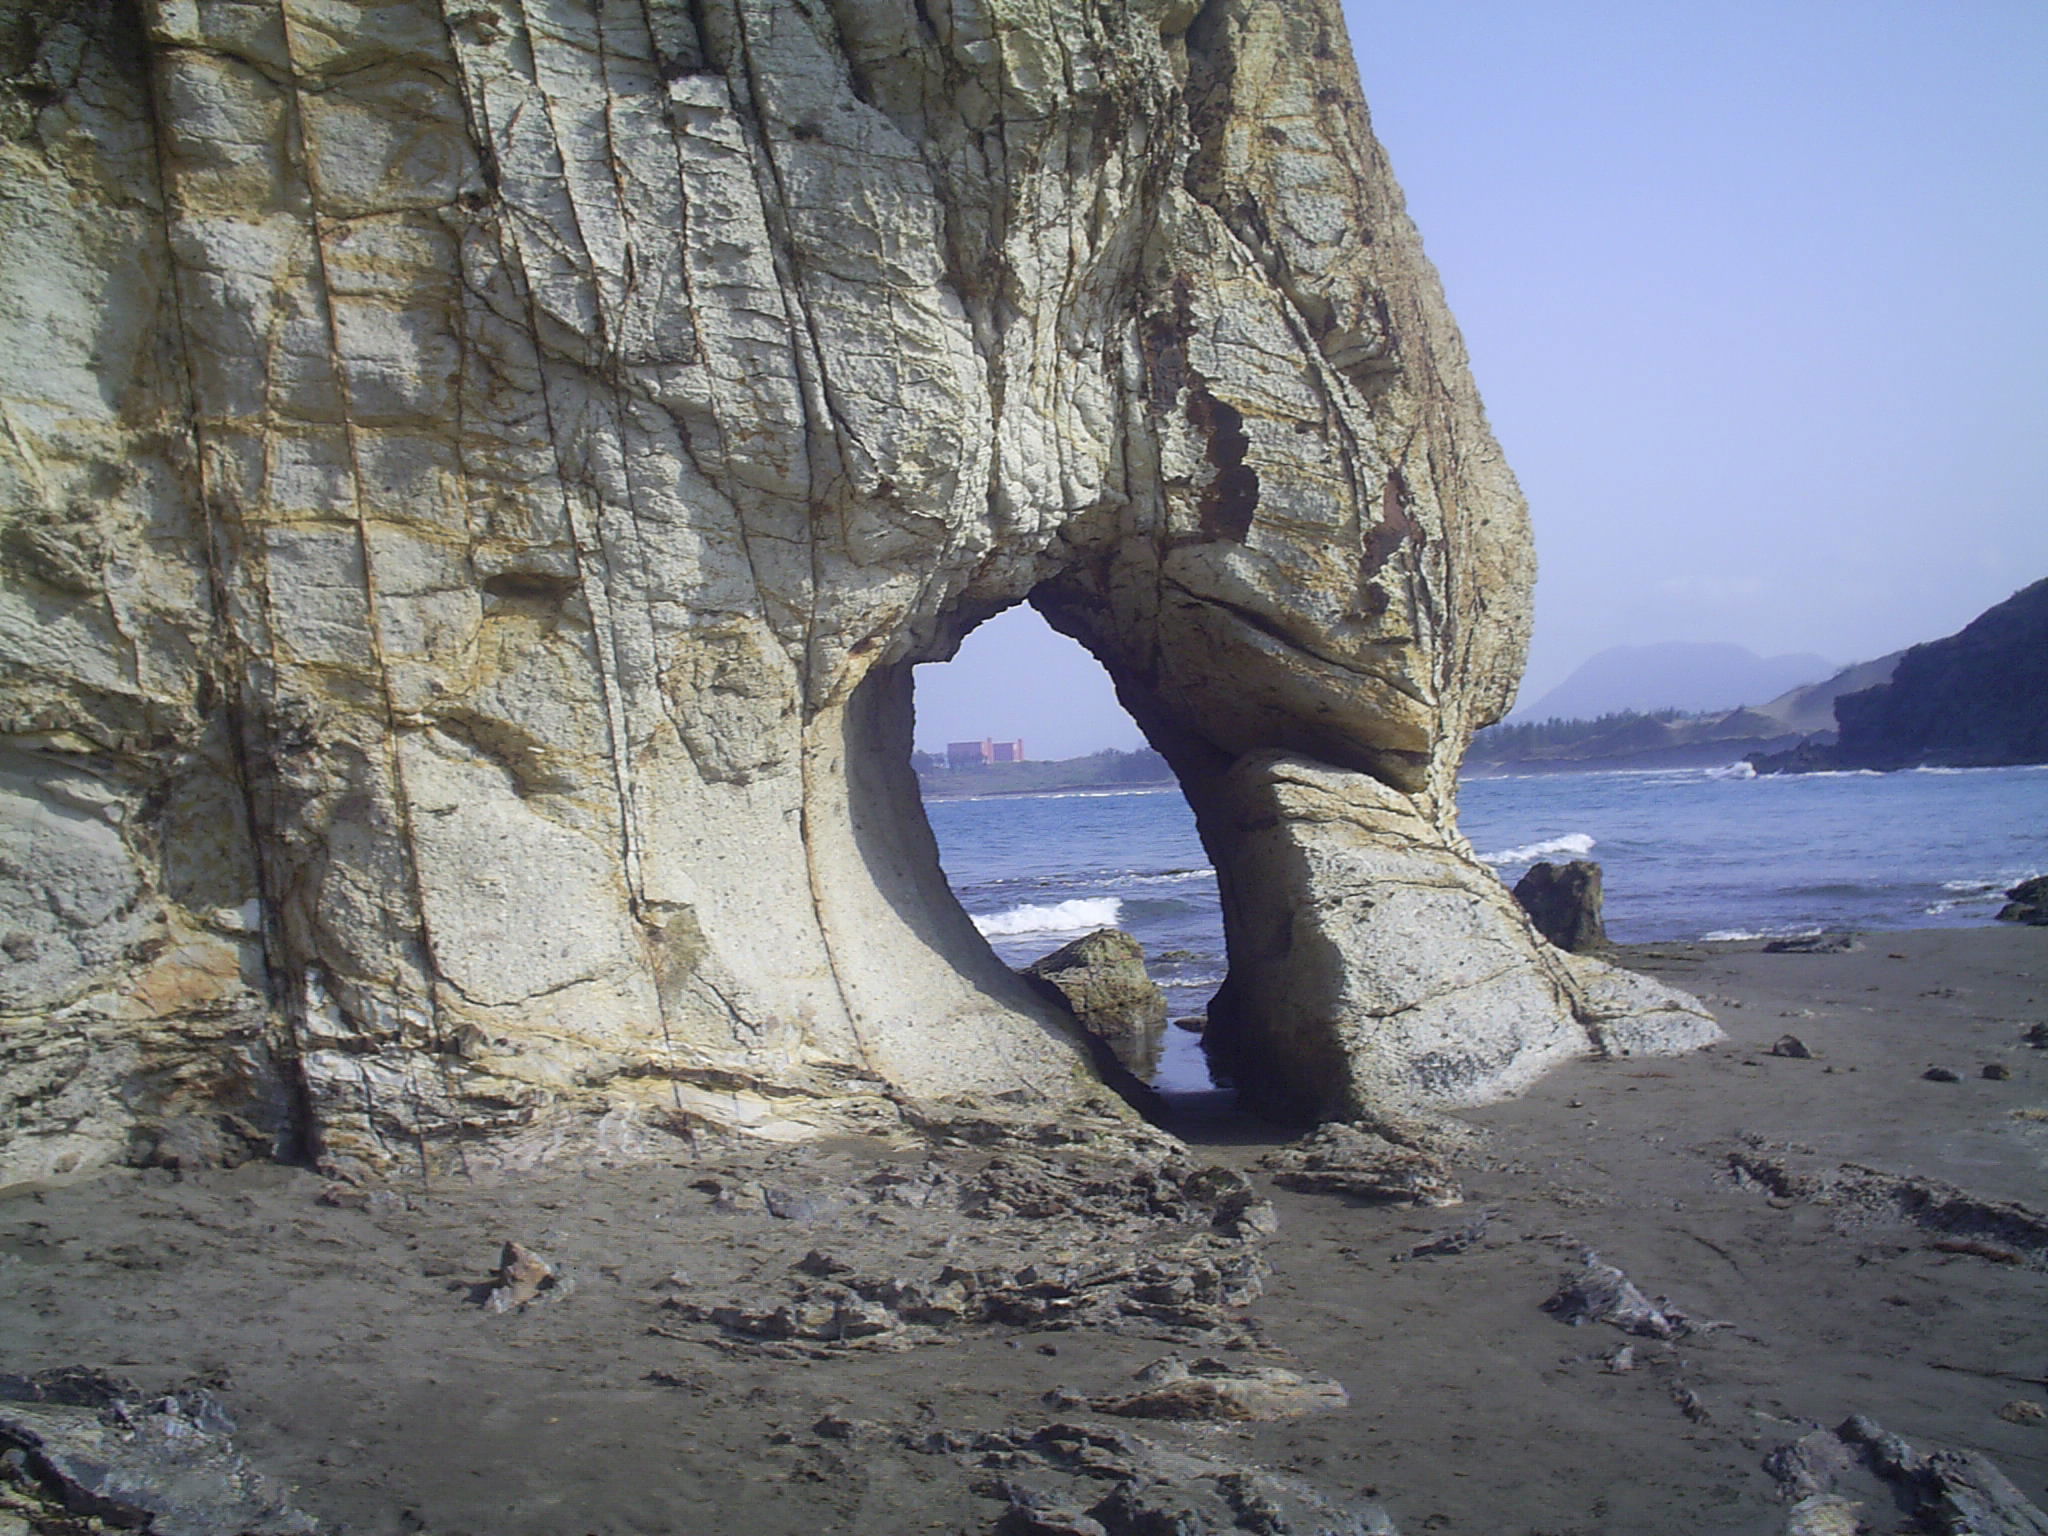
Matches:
[[3, 926, 2044, 1534]]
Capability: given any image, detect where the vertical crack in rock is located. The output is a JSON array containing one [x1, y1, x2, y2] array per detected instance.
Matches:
[[1, 0, 1715, 1181], [273, 0, 467, 1178]]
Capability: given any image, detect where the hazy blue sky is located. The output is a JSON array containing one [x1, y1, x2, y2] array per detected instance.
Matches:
[[915, 1, 2047, 760]]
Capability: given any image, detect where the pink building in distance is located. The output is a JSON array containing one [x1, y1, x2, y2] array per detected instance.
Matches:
[[946, 738, 1025, 768]]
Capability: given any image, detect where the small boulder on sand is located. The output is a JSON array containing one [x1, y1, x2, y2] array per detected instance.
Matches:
[[1513, 859, 1609, 952], [1996, 876, 2048, 926], [1022, 929, 1168, 1078], [483, 1241, 562, 1313], [1081, 1356, 1348, 1422]]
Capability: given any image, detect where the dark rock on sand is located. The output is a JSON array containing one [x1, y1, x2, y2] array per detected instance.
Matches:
[[480, 1241, 569, 1313], [1998, 876, 2048, 926], [1834, 1413, 2048, 1533], [1923, 1066, 1962, 1083], [1396, 1210, 1495, 1261], [0, 1369, 316, 1535], [1764, 1427, 1859, 1502], [1023, 929, 1170, 1079], [1513, 859, 1609, 952], [1764, 932, 1862, 954], [1770, 1034, 1816, 1059], [949, 1420, 1400, 1536]]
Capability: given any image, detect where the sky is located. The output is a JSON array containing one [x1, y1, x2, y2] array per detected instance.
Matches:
[[914, 1, 2048, 759]]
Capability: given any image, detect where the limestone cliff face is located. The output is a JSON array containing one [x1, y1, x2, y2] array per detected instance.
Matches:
[[0, 0, 1713, 1180]]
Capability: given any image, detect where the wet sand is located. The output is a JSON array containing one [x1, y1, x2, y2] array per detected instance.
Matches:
[[3, 925, 2043, 1534]]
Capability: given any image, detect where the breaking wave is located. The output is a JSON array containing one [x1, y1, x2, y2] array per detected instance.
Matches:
[[1480, 832, 1595, 866], [972, 897, 1123, 937], [1925, 872, 2035, 915]]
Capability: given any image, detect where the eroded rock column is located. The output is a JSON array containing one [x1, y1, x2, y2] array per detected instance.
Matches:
[[1032, 0, 1718, 1119]]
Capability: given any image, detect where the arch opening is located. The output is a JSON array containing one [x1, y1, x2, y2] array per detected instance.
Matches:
[[908, 604, 1225, 1101]]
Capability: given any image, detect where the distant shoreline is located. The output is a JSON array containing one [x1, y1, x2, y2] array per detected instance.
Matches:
[[919, 775, 1177, 801], [914, 746, 1176, 800]]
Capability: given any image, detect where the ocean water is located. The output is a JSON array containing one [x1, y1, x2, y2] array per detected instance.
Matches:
[[924, 763, 2048, 1091]]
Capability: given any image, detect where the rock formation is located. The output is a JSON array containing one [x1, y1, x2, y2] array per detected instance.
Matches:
[[0, 0, 1713, 1181], [1023, 928, 1169, 1080], [1997, 876, 2048, 927], [1512, 860, 1608, 954]]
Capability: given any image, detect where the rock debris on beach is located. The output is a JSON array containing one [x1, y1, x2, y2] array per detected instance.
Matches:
[[1764, 1415, 2048, 1531], [0, 1369, 316, 1536], [1262, 1123, 1465, 1208], [1540, 1251, 1694, 1339], [1062, 1356, 1349, 1422], [1726, 1138, 2048, 1268], [1, 932, 2043, 1532]]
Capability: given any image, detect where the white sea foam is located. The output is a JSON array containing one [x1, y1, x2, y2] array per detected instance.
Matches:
[[1480, 832, 1595, 866], [1699, 925, 1824, 943], [972, 896, 1122, 937], [1925, 870, 2037, 915], [1705, 761, 1757, 781], [1122, 867, 1217, 886]]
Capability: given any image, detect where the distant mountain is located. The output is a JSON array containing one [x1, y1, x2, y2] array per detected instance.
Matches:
[[1513, 642, 1833, 723]]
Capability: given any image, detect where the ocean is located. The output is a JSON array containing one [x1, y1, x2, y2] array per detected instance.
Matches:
[[924, 762, 2048, 1091]]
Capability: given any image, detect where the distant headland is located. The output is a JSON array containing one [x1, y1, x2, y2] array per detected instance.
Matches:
[[1470, 578, 2047, 778], [1747, 577, 2048, 774]]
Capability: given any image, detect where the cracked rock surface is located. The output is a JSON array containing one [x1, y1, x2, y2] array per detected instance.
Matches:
[[2, 0, 1711, 1180]]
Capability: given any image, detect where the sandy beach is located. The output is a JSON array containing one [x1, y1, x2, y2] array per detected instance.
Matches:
[[3, 925, 2043, 1535]]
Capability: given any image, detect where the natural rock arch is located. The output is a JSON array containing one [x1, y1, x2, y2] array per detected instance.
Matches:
[[0, 0, 1713, 1182]]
